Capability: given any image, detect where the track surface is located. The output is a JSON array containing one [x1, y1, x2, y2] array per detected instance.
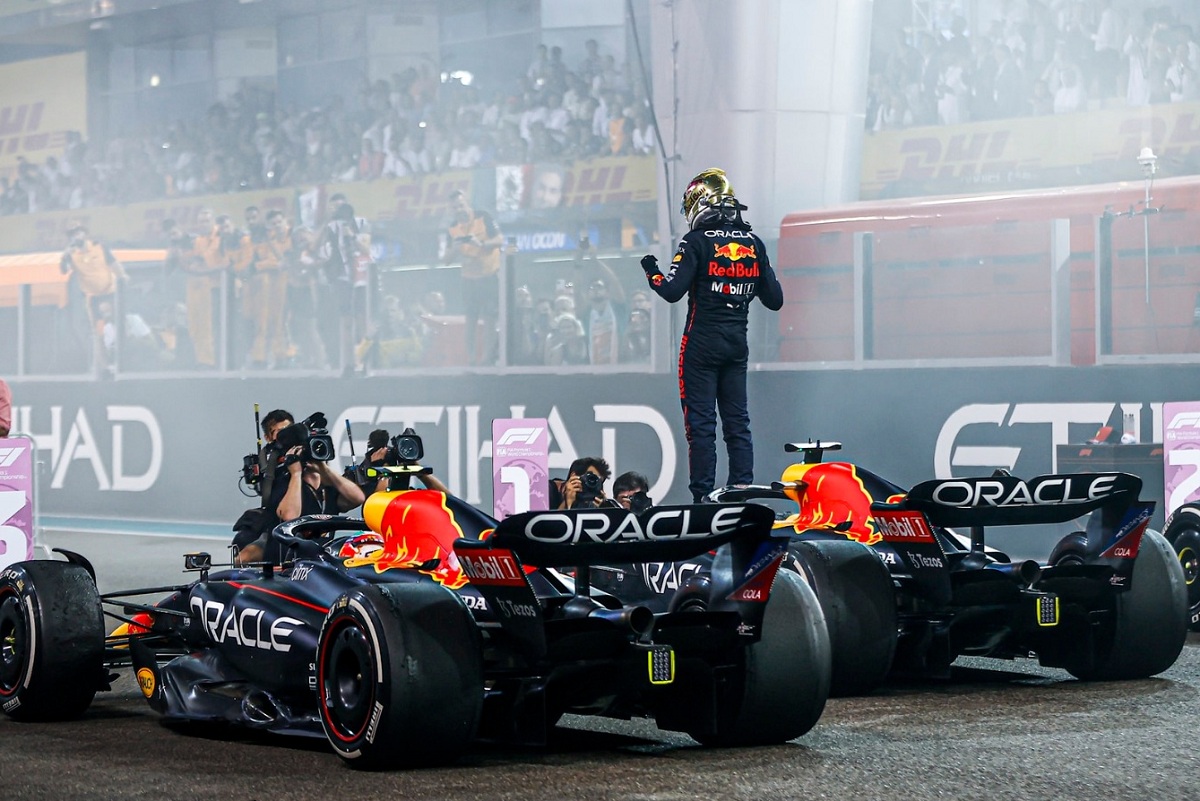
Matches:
[[2, 530, 1198, 801]]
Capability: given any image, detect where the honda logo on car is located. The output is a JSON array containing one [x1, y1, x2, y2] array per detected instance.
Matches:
[[928, 475, 1119, 506], [524, 506, 745, 544], [190, 598, 303, 653]]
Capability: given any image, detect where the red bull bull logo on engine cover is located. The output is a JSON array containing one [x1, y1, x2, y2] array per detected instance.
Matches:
[[779, 462, 904, 546], [351, 489, 484, 589]]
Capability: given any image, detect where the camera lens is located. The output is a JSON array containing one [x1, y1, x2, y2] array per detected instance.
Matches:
[[308, 436, 335, 461]]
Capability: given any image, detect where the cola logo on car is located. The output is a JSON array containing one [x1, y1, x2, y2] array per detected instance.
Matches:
[[523, 506, 745, 544], [928, 475, 1120, 507]]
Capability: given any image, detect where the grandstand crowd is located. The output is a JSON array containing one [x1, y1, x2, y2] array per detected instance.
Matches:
[[868, 1, 1200, 130], [0, 39, 656, 216]]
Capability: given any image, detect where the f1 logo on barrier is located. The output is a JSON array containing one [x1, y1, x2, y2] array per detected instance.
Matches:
[[0, 447, 24, 468], [496, 427, 545, 446]]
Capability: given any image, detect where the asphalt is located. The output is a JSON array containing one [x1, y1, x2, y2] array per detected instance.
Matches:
[[0, 529, 1197, 801]]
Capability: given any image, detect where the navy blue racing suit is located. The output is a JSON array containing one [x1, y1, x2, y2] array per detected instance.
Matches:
[[643, 215, 784, 502]]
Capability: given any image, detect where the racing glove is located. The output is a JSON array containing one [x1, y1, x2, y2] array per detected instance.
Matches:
[[640, 254, 660, 277]]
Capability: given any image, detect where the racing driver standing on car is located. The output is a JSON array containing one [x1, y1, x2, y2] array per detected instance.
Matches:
[[639, 168, 783, 503]]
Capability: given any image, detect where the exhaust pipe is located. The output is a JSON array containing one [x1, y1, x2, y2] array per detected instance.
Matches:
[[587, 606, 655, 638], [559, 595, 655, 637], [986, 559, 1042, 586]]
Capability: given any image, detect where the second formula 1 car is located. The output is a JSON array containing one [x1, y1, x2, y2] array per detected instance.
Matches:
[[594, 441, 1188, 696]]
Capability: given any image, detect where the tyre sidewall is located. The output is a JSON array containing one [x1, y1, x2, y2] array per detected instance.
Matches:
[[0, 561, 103, 721], [1164, 508, 1200, 631], [316, 582, 483, 768]]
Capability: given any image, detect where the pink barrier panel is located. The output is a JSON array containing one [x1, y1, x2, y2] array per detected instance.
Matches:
[[0, 437, 34, 570]]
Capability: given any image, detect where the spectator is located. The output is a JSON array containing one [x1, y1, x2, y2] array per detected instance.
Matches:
[[620, 307, 652, 364], [574, 252, 626, 365], [318, 198, 373, 376], [543, 312, 588, 366], [444, 190, 504, 366], [1053, 66, 1087, 112], [60, 222, 128, 377]]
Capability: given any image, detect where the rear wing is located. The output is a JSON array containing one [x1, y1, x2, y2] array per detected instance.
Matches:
[[903, 473, 1144, 528], [481, 503, 778, 566], [455, 504, 789, 661], [897, 472, 1154, 592]]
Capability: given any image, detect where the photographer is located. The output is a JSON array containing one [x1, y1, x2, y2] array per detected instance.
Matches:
[[549, 456, 612, 510], [272, 447, 365, 523], [230, 408, 294, 553], [612, 470, 654, 513]]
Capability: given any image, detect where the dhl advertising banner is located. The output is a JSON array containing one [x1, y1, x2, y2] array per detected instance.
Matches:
[[861, 102, 1200, 199], [0, 186, 298, 253], [0, 0, 55, 20], [0, 52, 87, 183], [0, 156, 657, 253], [328, 171, 474, 222]]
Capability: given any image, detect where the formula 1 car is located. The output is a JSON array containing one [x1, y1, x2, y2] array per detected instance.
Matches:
[[0, 462, 831, 769], [593, 441, 1188, 696]]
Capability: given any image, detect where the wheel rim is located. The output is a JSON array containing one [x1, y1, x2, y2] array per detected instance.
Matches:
[[319, 618, 377, 743], [0, 593, 27, 696], [1178, 543, 1200, 608]]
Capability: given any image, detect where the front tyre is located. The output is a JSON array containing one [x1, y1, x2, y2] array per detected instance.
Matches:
[[316, 582, 483, 769], [0, 561, 104, 721], [691, 569, 831, 747], [1164, 506, 1200, 632], [1067, 531, 1188, 681]]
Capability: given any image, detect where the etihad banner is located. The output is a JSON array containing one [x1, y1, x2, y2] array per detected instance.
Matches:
[[6, 364, 1191, 549], [861, 102, 1200, 199], [0, 52, 87, 183]]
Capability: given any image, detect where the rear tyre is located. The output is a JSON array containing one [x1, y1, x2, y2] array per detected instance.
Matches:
[[790, 540, 897, 696], [691, 569, 830, 747], [316, 581, 483, 769], [1067, 530, 1188, 681], [1164, 507, 1200, 632], [0, 560, 104, 721], [1047, 531, 1088, 567]]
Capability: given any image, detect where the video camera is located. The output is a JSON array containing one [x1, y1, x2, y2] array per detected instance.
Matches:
[[355, 428, 428, 491], [275, 412, 336, 464]]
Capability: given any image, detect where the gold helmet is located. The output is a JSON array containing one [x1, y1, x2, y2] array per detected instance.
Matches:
[[680, 168, 735, 228]]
